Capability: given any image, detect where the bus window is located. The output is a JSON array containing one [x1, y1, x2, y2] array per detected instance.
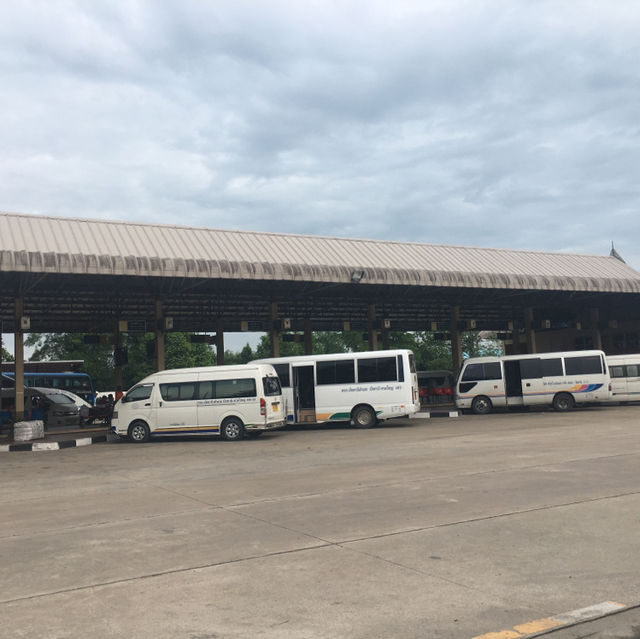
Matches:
[[317, 360, 355, 385], [273, 363, 290, 387], [357, 356, 397, 383], [564, 355, 602, 375]]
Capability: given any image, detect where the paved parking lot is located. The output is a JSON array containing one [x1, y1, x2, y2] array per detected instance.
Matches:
[[2, 406, 640, 639]]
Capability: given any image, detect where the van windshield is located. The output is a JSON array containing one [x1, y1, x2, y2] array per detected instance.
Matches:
[[262, 376, 281, 397]]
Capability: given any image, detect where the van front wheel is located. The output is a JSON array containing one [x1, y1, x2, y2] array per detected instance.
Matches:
[[221, 417, 244, 441], [471, 396, 492, 415], [129, 421, 150, 443]]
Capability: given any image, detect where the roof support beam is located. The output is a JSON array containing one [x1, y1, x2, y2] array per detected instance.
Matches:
[[524, 307, 537, 354], [367, 304, 378, 351], [450, 305, 462, 376], [13, 297, 25, 423], [155, 300, 165, 372]]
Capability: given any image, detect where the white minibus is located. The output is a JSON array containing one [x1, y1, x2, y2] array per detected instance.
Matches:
[[606, 354, 640, 402], [251, 349, 420, 428], [111, 364, 285, 442], [455, 350, 610, 414]]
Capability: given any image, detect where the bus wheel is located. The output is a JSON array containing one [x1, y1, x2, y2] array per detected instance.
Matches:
[[471, 396, 492, 415], [553, 393, 574, 412], [221, 417, 244, 441], [352, 405, 376, 428], [128, 421, 150, 443]]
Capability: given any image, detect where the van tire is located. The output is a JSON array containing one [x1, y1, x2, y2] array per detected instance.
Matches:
[[129, 420, 150, 443], [352, 405, 376, 428], [221, 416, 244, 441], [553, 393, 574, 412], [471, 396, 492, 415]]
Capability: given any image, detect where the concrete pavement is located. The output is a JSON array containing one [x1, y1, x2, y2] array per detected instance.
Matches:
[[1, 405, 639, 638]]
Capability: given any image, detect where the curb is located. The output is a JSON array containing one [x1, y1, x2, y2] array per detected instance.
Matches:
[[414, 410, 459, 418], [0, 434, 108, 452]]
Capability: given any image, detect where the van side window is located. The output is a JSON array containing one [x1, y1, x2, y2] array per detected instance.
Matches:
[[160, 382, 196, 401], [198, 381, 214, 399], [628, 365, 639, 377], [610, 366, 624, 378], [541, 358, 563, 377], [520, 358, 542, 379], [564, 355, 602, 375], [215, 378, 256, 399], [461, 362, 502, 382]]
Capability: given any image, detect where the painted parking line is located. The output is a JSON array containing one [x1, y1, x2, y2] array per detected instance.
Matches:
[[472, 601, 626, 639]]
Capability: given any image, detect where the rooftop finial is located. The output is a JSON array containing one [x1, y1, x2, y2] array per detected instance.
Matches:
[[610, 242, 626, 263]]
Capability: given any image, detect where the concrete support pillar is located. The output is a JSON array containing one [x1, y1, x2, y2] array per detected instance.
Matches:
[[269, 302, 280, 358], [216, 319, 225, 365], [155, 300, 165, 372], [524, 307, 537, 354], [381, 327, 390, 350], [450, 306, 463, 376], [590, 308, 602, 350], [304, 320, 313, 355], [511, 319, 521, 355], [114, 321, 123, 393], [14, 298, 25, 421], [367, 304, 378, 351]]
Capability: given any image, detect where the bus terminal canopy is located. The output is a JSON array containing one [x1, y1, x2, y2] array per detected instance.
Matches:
[[1, 211, 640, 335]]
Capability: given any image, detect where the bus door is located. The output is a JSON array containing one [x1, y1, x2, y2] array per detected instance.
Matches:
[[292, 365, 316, 423], [504, 360, 524, 406]]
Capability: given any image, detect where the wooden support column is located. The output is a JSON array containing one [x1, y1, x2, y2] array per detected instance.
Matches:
[[590, 308, 602, 350], [524, 307, 537, 354], [216, 319, 225, 365], [304, 320, 313, 355], [450, 306, 462, 376], [155, 300, 165, 372], [381, 329, 390, 350], [511, 319, 521, 355], [269, 303, 280, 358], [14, 298, 25, 422], [114, 321, 124, 394], [367, 304, 378, 351]]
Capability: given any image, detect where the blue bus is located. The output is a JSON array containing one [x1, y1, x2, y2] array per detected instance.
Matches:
[[2, 372, 96, 405]]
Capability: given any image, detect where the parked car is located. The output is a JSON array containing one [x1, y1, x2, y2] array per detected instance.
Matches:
[[0, 386, 80, 429]]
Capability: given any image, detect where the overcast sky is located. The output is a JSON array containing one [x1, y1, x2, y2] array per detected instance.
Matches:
[[1, 0, 640, 270]]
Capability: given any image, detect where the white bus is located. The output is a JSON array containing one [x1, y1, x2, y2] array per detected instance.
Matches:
[[606, 354, 640, 403], [111, 364, 285, 442], [252, 349, 420, 428], [455, 350, 611, 415]]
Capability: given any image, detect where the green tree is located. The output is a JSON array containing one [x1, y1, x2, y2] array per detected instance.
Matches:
[[1, 345, 13, 362], [24, 332, 215, 391]]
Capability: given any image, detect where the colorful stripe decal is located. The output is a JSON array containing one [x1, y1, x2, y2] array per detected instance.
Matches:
[[460, 384, 603, 400]]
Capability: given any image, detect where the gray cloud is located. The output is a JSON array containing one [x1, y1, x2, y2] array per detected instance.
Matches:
[[1, 0, 639, 266]]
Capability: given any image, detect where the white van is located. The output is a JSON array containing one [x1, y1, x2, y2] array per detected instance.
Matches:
[[606, 354, 640, 402], [111, 364, 285, 443], [455, 350, 610, 414]]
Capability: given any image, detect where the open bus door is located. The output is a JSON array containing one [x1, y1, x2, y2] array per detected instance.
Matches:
[[504, 360, 524, 407], [292, 365, 316, 423]]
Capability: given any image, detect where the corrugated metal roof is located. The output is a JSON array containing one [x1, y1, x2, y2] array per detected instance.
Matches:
[[1, 211, 639, 293]]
